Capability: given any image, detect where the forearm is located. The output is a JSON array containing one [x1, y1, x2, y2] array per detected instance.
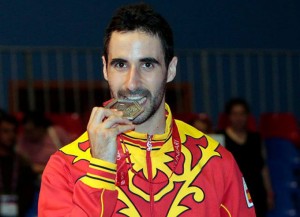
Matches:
[[262, 165, 273, 194]]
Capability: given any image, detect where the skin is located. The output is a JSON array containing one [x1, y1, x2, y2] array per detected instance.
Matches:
[[226, 104, 248, 144], [87, 30, 177, 163], [228, 104, 248, 133]]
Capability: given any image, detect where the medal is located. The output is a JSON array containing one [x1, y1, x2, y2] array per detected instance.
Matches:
[[104, 99, 144, 121]]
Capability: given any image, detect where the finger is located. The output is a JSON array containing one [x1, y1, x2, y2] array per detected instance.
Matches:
[[113, 124, 135, 135], [89, 107, 123, 128], [88, 107, 99, 127], [102, 115, 132, 129], [97, 108, 123, 122]]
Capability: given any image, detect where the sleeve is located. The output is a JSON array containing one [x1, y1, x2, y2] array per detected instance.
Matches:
[[220, 155, 256, 217], [38, 155, 118, 217]]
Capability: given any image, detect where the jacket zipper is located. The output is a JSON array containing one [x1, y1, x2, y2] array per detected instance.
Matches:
[[146, 135, 154, 216]]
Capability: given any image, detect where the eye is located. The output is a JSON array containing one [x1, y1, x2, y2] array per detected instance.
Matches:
[[115, 62, 126, 68], [112, 61, 128, 71], [142, 62, 154, 70]]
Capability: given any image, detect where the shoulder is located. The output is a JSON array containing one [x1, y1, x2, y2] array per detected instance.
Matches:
[[59, 132, 91, 160], [47, 132, 91, 170], [175, 120, 241, 193], [175, 119, 235, 165], [175, 119, 204, 137], [43, 133, 91, 183]]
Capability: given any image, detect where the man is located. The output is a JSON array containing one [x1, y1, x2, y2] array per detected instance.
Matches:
[[0, 114, 35, 217], [39, 3, 256, 216]]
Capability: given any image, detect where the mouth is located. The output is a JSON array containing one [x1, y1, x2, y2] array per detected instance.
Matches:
[[125, 96, 147, 105]]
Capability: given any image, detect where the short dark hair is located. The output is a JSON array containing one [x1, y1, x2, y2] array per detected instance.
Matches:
[[103, 3, 174, 67], [225, 98, 250, 115]]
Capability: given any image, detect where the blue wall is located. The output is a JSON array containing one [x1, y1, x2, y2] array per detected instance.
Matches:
[[1, 0, 300, 49], [1, 0, 300, 122]]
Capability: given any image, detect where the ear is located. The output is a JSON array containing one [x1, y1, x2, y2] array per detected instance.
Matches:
[[167, 56, 177, 83], [102, 56, 108, 81]]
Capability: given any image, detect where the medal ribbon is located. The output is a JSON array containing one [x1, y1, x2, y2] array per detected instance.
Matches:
[[116, 118, 181, 186]]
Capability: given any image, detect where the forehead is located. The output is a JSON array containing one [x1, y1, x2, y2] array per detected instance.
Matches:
[[231, 104, 247, 112], [108, 30, 164, 59]]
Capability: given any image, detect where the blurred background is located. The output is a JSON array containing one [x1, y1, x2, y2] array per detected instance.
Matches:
[[0, 0, 299, 216]]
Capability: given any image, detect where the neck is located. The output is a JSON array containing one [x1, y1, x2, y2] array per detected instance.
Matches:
[[226, 127, 247, 145], [134, 102, 166, 135]]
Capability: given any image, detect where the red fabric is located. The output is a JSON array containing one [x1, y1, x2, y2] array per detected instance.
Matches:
[[39, 133, 255, 216], [39, 106, 255, 216], [46, 113, 84, 139], [260, 112, 300, 146], [39, 151, 118, 216]]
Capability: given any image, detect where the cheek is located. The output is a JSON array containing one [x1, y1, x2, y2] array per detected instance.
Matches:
[[229, 115, 238, 123], [107, 74, 122, 88], [232, 116, 247, 125], [146, 74, 166, 90], [241, 116, 248, 123]]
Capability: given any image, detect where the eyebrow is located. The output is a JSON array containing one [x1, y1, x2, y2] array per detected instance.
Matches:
[[110, 58, 127, 66], [140, 57, 160, 65], [109, 57, 161, 66]]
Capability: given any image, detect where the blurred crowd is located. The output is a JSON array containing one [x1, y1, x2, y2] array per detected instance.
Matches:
[[0, 109, 74, 217], [175, 98, 300, 217], [0, 98, 299, 217]]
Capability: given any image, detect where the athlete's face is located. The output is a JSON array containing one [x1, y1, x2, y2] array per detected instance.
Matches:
[[228, 104, 248, 130], [103, 30, 177, 124]]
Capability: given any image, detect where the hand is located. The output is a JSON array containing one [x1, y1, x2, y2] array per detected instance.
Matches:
[[87, 107, 135, 163]]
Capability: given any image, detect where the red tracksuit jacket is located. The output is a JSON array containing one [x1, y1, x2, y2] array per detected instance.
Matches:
[[39, 104, 256, 216]]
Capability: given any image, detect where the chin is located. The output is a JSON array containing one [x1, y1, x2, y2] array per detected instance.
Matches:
[[132, 115, 148, 125], [132, 108, 155, 125]]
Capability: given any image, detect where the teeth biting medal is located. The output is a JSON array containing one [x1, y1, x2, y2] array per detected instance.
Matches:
[[104, 99, 144, 121]]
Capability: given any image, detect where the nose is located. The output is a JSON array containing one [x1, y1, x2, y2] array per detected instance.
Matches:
[[126, 66, 140, 91]]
